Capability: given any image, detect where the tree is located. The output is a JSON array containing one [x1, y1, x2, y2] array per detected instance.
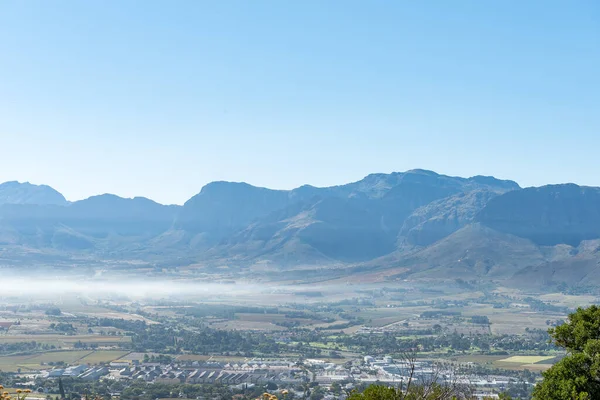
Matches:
[[550, 305, 600, 351], [533, 305, 600, 399], [58, 377, 65, 400], [347, 384, 460, 400], [331, 382, 342, 396]]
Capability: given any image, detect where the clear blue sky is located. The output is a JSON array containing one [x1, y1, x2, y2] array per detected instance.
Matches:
[[1, 1, 598, 204]]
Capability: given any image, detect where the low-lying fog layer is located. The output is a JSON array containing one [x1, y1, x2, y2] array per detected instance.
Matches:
[[0, 278, 260, 298], [0, 276, 366, 302]]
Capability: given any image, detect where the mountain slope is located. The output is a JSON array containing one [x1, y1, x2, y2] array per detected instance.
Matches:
[[400, 190, 500, 247], [215, 197, 395, 264], [192, 170, 519, 265], [0, 195, 179, 251], [175, 182, 291, 245], [370, 223, 546, 280], [478, 184, 600, 246]]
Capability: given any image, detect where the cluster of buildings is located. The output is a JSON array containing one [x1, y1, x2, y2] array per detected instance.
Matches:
[[34, 355, 517, 399], [35, 360, 309, 386], [38, 365, 109, 381], [108, 361, 304, 386]]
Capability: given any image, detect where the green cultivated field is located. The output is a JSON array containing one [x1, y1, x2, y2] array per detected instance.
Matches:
[[21, 350, 92, 364], [0, 350, 130, 372], [490, 355, 558, 372], [498, 355, 555, 364], [80, 350, 130, 364]]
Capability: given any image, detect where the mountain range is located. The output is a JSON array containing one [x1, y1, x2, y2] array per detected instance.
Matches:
[[2, 170, 600, 290]]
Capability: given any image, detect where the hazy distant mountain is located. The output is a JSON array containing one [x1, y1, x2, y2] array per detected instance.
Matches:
[[5, 171, 600, 289], [0, 193, 178, 251], [376, 223, 546, 280], [478, 184, 600, 246], [0, 181, 67, 206], [400, 190, 500, 247], [169, 170, 519, 263], [509, 239, 600, 289], [175, 182, 291, 246]]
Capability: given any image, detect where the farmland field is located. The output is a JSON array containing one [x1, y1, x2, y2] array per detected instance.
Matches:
[[451, 355, 508, 364], [0, 355, 43, 372], [210, 320, 286, 331], [236, 313, 322, 326], [497, 355, 556, 364], [0, 350, 131, 372], [79, 350, 130, 364], [21, 350, 92, 364], [488, 355, 559, 372]]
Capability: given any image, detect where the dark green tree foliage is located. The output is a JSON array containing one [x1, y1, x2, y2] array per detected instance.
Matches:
[[132, 324, 280, 355], [58, 378, 65, 400], [347, 384, 460, 400], [470, 315, 490, 325], [550, 305, 600, 352], [533, 305, 600, 399], [349, 384, 514, 400]]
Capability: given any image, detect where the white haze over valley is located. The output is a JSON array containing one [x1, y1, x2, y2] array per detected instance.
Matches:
[[0, 276, 356, 303]]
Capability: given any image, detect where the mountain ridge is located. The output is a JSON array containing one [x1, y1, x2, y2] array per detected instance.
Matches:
[[0, 170, 520, 207], [3, 171, 600, 290], [0, 181, 68, 206]]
